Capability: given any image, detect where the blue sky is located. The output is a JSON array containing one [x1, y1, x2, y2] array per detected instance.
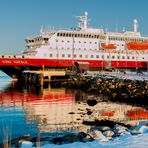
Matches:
[[0, 0, 148, 54]]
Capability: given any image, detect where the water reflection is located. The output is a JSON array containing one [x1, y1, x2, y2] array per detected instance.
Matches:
[[0, 79, 148, 142]]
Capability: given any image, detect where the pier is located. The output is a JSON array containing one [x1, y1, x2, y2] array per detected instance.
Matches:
[[22, 69, 67, 85]]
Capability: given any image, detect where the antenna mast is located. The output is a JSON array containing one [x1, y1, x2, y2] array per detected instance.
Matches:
[[75, 11, 89, 29]]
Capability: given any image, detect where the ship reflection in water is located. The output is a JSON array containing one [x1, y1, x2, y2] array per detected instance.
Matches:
[[0, 79, 148, 142]]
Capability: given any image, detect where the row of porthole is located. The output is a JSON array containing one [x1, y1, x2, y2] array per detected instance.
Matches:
[[0, 55, 25, 58], [57, 32, 99, 39], [59, 40, 98, 44], [48, 53, 144, 60]]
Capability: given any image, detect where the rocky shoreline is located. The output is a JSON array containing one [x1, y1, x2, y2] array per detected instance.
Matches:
[[2, 119, 148, 147], [62, 74, 148, 107]]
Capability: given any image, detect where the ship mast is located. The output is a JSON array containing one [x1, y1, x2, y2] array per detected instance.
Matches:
[[75, 11, 89, 29]]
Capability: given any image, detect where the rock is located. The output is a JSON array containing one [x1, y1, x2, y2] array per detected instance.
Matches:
[[113, 124, 128, 135], [82, 120, 96, 126], [52, 137, 64, 144], [98, 126, 111, 132], [139, 125, 148, 133], [87, 99, 97, 106], [11, 134, 30, 147], [88, 130, 108, 141], [131, 130, 142, 135], [77, 131, 94, 142], [62, 133, 78, 143], [68, 112, 75, 114], [21, 141, 33, 147], [87, 110, 93, 115], [109, 85, 115, 89], [77, 132, 87, 142], [103, 130, 115, 137]]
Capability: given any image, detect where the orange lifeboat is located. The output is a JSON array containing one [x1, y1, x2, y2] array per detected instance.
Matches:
[[101, 43, 116, 49], [127, 42, 148, 50]]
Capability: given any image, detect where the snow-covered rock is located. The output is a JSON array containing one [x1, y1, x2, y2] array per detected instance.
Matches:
[[21, 141, 33, 148]]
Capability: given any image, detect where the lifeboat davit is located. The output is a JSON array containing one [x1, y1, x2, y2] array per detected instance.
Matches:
[[101, 43, 116, 49], [127, 42, 148, 50]]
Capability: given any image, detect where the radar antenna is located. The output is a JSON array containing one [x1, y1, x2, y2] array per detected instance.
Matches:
[[75, 11, 89, 29]]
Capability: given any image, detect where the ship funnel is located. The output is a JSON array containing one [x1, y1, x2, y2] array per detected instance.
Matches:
[[133, 19, 138, 33]]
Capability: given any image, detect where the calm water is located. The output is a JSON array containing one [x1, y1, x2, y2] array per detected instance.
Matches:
[[0, 76, 148, 145]]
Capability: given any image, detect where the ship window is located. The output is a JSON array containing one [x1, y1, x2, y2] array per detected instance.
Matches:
[[90, 42, 92, 44], [95, 42, 97, 44], [79, 55, 82, 58], [62, 54, 65, 57], [57, 33, 60, 36], [74, 54, 77, 58], [102, 55, 104, 59], [127, 56, 130, 59], [85, 55, 88, 58], [49, 53, 53, 57], [96, 55, 99, 58], [84, 41, 86, 43], [142, 57, 144, 59], [44, 38, 48, 41], [67, 41, 70, 43], [68, 54, 71, 58], [62, 40, 64, 42], [91, 55, 94, 58], [117, 56, 120, 59], [122, 56, 125, 59], [79, 41, 81, 43], [132, 56, 135, 59], [112, 56, 115, 59], [107, 55, 109, 59]]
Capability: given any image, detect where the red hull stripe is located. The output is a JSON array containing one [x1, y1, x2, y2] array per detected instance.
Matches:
[[0, 58, 147, 68]]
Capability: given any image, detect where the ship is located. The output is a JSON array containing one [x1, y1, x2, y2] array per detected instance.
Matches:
[[0, 12, 148, 78]]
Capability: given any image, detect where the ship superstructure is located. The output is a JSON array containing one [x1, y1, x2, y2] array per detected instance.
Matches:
[[0, 12, 148, 78], [24, 12, 148, 70]]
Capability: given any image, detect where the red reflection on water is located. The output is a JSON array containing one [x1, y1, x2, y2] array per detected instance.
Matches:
[[0, 89, 74, 104], [101, 111, 114, 117], [127, 109, 148, 120]]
